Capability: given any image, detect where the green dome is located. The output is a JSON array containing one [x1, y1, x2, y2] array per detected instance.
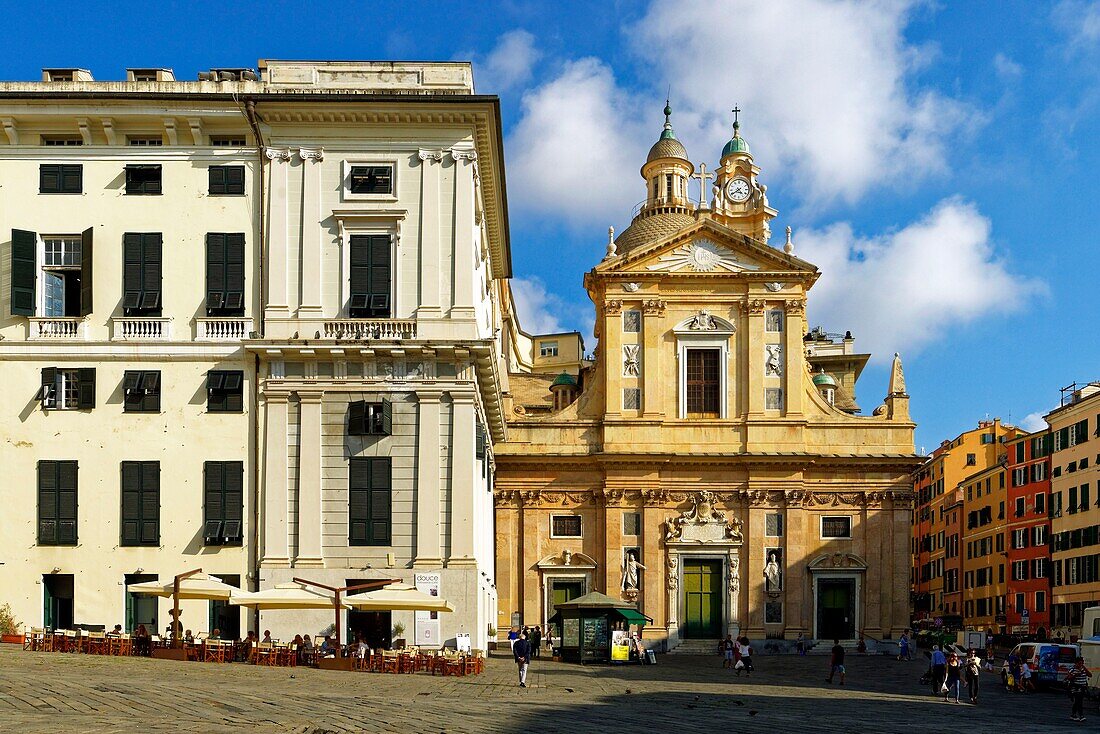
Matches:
[[812, 370, 837, 388], [551, 372, 577, 388], [722, 134, 750, 158]]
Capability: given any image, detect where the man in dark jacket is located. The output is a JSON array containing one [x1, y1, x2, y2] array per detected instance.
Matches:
[[513, 631, 532, 688], [530, 626, 542, 658]]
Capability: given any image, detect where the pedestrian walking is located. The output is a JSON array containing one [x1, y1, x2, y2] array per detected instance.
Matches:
[[943, 652, 962, 703], [796, 631, 806, 656], [826, 639, 846, 685], [735, 636, 754, 676], [1067, 656, 1092, 722], [898, 630, 911, 661], [513, 631, 532, 688], [721, 634, 735, 669], [964, 648, 981, 704], [530, 625, 542, 658], [930, 645, 947, 696]]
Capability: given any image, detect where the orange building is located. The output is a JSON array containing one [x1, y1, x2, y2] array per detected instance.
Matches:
[[960, 463, 1008, 632]]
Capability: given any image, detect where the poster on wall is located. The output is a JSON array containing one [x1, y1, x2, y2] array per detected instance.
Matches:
[[563, 617, 580, 647], [611, 630, 631, 662], [414, 573, 441, 646]]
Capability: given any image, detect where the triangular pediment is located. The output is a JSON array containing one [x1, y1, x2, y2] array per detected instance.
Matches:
[[595, 216, 819, 280]]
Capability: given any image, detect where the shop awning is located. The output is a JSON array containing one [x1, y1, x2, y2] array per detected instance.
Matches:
[[617, 609, 651, 625]]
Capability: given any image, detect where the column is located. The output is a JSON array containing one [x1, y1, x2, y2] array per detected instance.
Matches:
[[264, 148, 291, 320], [414, 391, 443, 567], [783, 301, 805, 416], [297, 148, 324, 317], [416, 150, 443, 319], [295, 391, 324, 566], [262, 392, 290, 566], [448, 393, 477, 565], [449, 148, 477, 320], [642, 303, 663, 418]]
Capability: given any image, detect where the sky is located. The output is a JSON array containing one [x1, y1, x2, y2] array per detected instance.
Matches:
[[6, 0, 1097, 451]]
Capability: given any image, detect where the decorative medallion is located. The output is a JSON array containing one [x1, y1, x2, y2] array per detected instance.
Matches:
[[665, 490, 744, 544], [647, 238, 760, 273]]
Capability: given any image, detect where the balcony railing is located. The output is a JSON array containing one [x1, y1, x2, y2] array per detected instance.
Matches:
[[111, 317, 172, 341], [323, 319, 416, 340], [196, 317, 253, 341], [27, 317, 85, 340]]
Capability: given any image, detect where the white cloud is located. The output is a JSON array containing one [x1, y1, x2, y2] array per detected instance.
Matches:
[[507, 0, 975, 225], [1054, 1, 1100, 50], [993, 53, 1023, 78], [475, 30, 541, 93], [796, 198, 1046, 361], [1019, 412, 1049, 432], [510, 276, 566, 334]]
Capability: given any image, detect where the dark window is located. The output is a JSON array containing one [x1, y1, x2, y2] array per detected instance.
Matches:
[[685, 348, 720, 417], [39, 164, 82, 194], [38, 460, 77, 545], [210, 136, 246, 147], [120, 461, 159, 546], [125, 165, 162, 195], [348, 165, 393, 195], [123, 233, 162, 315], [347, 399, 391, 436], [349, 457, 391, 546], [203, 461, 244, 545], [123, 370, 161, 412], [208, 165, 245, 195], [766, 513, 784, 537], [42, 136, 83, 146], [40, 367, 95, 410], [623, 512, 641, 536], [551, 515, 582, 538], [10, 228, 37, 316], [205, 233, 245, 315], [348, 235, 391, 317], [206, 370, 243, 412], [822, 516, 853, 538]]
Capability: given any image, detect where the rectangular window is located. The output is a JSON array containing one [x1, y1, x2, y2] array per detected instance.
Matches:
[[1082, 484, 1091, 510], [821, 515, 852, 539], [1036, 590, 1047, 612], [37, 460, 77, 545], [551, 514, 582, 538], [41, 136, 83, 146], [124, 164, 162, 195], [40, 367, 95, 410], [1015, 497, 1025, 517], [205, 233, 245, 315], [120, 461, 159, 546], [765, 309, 784, 332], [622, 310, 642, 333], [203, 461, 244, 545], [40, 230, 92, 318], [349, 165, 393, 195], [210, 136, 247, 147], [966, 453, 976, 466], [1034, 557, 1046, 578], [206, 370, 243, 412], [349, 457, 391, 546], [1071, 486, 1079, 513], [127, 136, 163, 146], [123, 370, 160, 412], [996, 532, 1004, 552], [1036, 492, 1046, 514], [1015, 442, 1025, 462], [347, 399, 392, 436], [39, 164, 82, 194], [765, 513, 784, 537], [540, 341, 559, 358], [348, 234, 391, 317], [208, 165, 245, 195], [622, 387, 642, 411], [1015, 593, 1025, 614], [623, 512, 641, 536], [123, 232, 162, 315], [686, 349, 720, 417]]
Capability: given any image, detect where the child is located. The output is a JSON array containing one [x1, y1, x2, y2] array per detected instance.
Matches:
[[735, 636, 754, 676]]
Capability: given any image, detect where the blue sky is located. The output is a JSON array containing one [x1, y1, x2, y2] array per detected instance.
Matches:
[[6, 0, 1097, 451]]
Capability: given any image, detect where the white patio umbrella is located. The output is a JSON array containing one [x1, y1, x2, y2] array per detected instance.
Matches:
[[228, 582, 349, 611], [126, 573, 238, 600], [343, 583, 455, 613]]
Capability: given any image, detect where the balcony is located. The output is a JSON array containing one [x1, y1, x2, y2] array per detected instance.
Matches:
[[322, 319, 416, 340], [111, 317, 172, 341], [27, 317, 86, 340], [196, 317, 253, 341]]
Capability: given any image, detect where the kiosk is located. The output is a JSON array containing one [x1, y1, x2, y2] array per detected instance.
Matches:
[[547, 591, 651, 664]]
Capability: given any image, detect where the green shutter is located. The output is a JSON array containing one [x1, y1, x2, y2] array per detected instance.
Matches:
[[348, 401, 367, 435], [225, 233, 245, 311], [226, 166, 245, 194], [57, 461, 77, 544], [223, 462, 243, 522], [206, 233, 226, 313], [11, 229, 36, 316], [209, 166, 226, 195], [349, 458, 371, 545], [369, 235, 390, 305], [38, 461, 57, 544], [40, 367, 56, 407], [40, 164, 61, 193], [370, 458, 391, 544], [204, 462, 223, 526], [80, 227, 93, 316], [141, 462, 160, 544], [76, 368, 96, 409], [61, 165, 82, 193], [349, 236, 370, 298], [381, 398, 392, 435], [121, 462, 141, 545], [143, 234, 162, 312]]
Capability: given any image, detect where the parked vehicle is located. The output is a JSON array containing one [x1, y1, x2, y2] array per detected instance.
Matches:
[[1000, 643, 1080, 689], [1078, 637, 1100, 695]]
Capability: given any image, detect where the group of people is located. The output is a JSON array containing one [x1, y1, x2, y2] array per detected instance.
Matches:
[[926, 646, 983, 704], [718, 635, 754, 675], [508, 625, 549, 656]]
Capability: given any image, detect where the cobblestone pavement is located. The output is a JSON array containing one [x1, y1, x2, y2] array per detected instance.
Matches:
[[0, 645, 1087, 733]]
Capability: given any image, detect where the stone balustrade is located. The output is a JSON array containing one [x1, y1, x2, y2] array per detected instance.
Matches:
[[111, 317, 172, 341], [322, 319, 417, 340], [196, 317, 253, 341], [27, 317, 85, 340]]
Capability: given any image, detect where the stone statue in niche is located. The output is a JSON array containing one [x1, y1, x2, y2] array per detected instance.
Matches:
[[765, 344, 783, 377], [621, 549, 647, 592], [689, 310, 717, 330], [623, 344, 641, 377], [763, 549, 783, 592], [729, 554, 740, 595]]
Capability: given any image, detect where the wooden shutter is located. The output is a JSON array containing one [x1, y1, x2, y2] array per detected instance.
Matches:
[[141, 370, 161, 412], [370, 458, 391, 544], [225, 233, 245, 313], [347, 401, 367, 435], [143, 233, 162, 312], [223, 462, 243, 524], [380, 397, 392, 435], [80, 227, 93, 316], [226, 166, 245, 194], [76, 368, 96, 409], [204, 462, 223, 527], [38, 461, 58, 543], [349, 458, 371, 544], [40, 367, 57, 407], [140, 462, 160, 544], [369, 235, 390, 316], [40, 164, 61, 193], [206, 233, 225, 313], [349, 236, 370, 300], [11, 229, 36, 316], [121, 461, 142, 545], [57, 461, 77, 544], [61, 165, 82, 193], [208, 166, 226, 195], [123, 232, 143, 309]]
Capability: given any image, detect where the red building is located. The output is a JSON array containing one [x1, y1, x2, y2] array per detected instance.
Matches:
[[1005, 430, 1053, 636]]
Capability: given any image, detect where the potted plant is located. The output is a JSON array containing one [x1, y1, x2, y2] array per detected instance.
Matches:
[[0, 604, 23, 644], [392, 621, 406, 649], [487, 626, 498, 651]]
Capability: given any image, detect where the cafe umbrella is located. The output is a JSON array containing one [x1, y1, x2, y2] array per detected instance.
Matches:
[[126, 569, 240, 649]]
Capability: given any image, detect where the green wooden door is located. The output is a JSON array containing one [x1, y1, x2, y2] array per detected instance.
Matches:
[[817, 579, 856, 640], [682, 560, 722, 638], [550, 580, 585, 624]]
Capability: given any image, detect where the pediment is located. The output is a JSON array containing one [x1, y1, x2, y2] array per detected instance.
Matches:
[[596, 216, 819, 280], [807, 553, 868, 572], [536, 549, 598, 570]]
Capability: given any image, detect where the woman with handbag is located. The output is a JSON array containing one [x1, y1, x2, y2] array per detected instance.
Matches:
[[942, 652, 962, 703]]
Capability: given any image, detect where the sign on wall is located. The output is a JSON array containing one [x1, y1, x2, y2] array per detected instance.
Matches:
[[414, 573, 441, 646]]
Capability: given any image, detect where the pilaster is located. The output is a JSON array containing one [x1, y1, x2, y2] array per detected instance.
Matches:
[[416, 149, 444, 319], [262, 392, 290, 566], [642, 301, 664, 417], [744, 504, 766, 638], [294, 391, 324, 567], [604, 300, 623, 418], [297, 148, 324, 317], [447, 393, 477, 566], [449, 148, 477, 320], [746, 298, 766, 417], [784, 498, 807, 637], [264, 148, 291, 320], [414, 391, 443, 567], [783, 300, 805, 416]]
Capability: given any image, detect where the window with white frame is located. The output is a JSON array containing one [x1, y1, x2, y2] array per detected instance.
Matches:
[[550, 514, 582, 538], [1034, 558, 1046, 578], [1033, 525, 1047, 546], [40, 236, 84, 318], [1013, 528, 1026, 549], [342, 159, 398, 200], [821, 516, 852, 539], [540, 341, 559, 358], [1015, 497, 1025, 517], [1012, 560, 1028, 581], [1036, 590, 1047, 612], [127, 135, 163, 146]]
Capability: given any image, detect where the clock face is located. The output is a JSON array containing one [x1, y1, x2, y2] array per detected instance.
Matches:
[[727, 177, 751, 203]]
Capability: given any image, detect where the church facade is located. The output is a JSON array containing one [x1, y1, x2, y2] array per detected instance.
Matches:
[[495, 106, 919, 650]]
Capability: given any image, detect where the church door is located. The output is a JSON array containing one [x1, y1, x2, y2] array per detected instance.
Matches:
[[817, 578, 856, 640], [682, 560, 722, 639]]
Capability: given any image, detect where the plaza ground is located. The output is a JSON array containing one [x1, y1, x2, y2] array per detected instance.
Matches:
[[0, 644, 1086, 733]]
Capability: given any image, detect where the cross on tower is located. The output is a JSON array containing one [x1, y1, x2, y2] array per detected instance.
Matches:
[[732, 105, 741, 124], [691, 163, 714, 210]]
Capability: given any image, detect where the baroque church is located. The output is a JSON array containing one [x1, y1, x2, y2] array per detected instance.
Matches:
[[495, 105, 920, 650]]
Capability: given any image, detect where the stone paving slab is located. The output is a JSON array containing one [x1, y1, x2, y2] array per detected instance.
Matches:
[[0, 645, 1087, 733]]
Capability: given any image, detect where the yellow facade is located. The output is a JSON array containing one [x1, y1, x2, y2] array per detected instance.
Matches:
[[959, 463, 1007, 630]]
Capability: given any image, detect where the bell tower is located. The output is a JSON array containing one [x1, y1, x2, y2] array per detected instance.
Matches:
[[711, 107, 777, 242], [639, 101, 695, 215]]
